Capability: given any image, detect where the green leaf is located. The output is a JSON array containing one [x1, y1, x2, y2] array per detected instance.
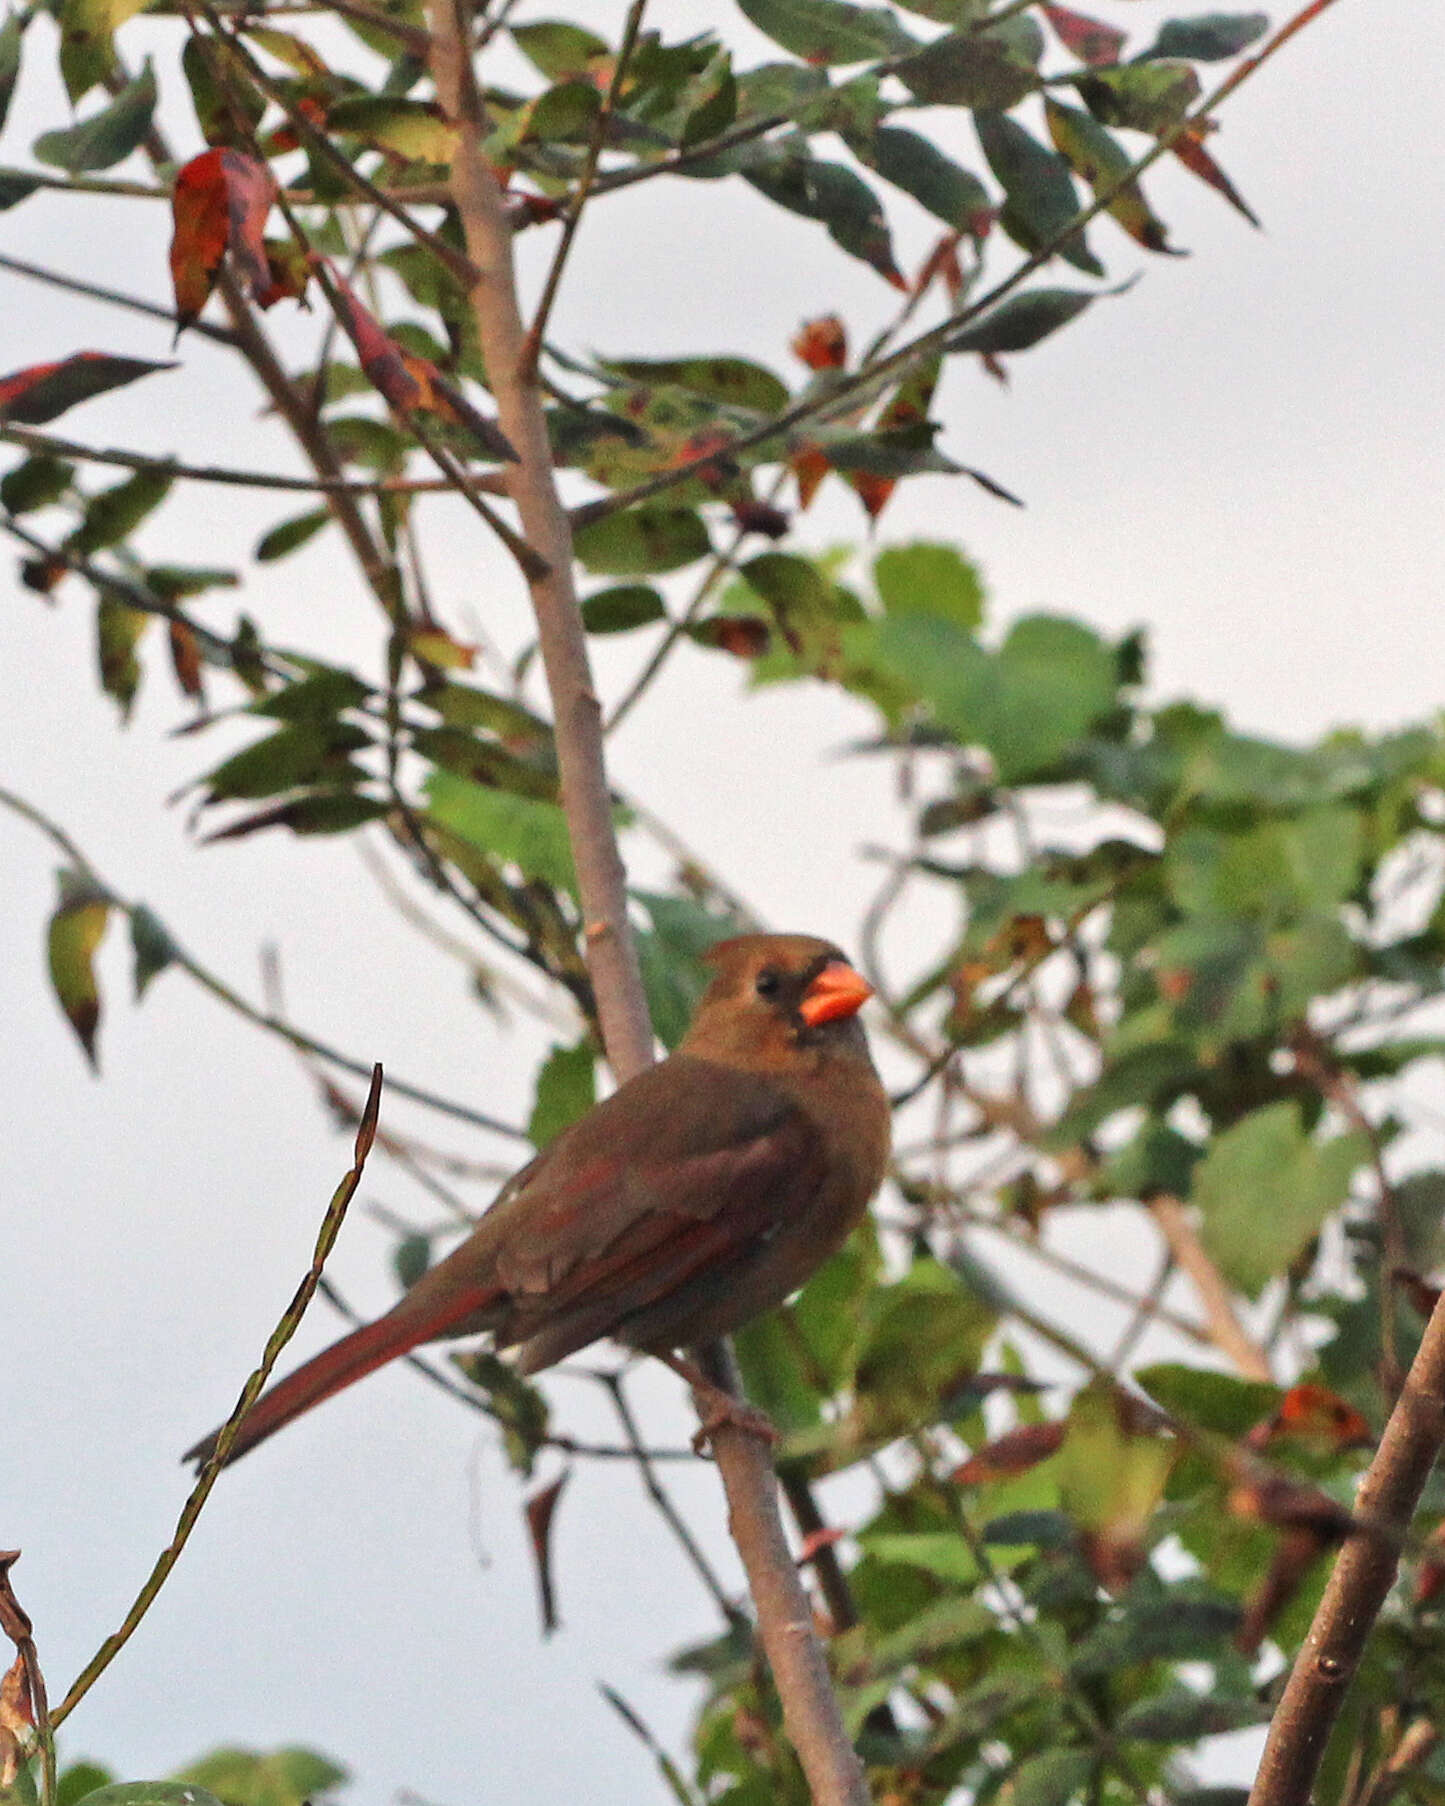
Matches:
[[69, 466, 173, 556], [256, 509, 331, 562], [527, 1039, 596, 1148], [851, 123, 992, 231], [870, 611, 1117, 782], [601, 356, 789, 415], [580, 584, 667, 634], [1192, 1102, 1371, 1295], [895, 16, 1043, 109], [58, 0, 148, 101], [130, 903, 178, 1000], [0, 11, 25, 133], [975, 110, 1102, 276], [75, 1788, 227, 1806], [1045, 98, 1174, 252], [251, 668, 371, 722], [1134, 1363, 1279, 1437], [1077, 61, 1200, 134], [873, 542, 983, 629], [33, 57, 156, 170], [1007, 1748, 1095, 1806], [96, 592, 148, 718], [1070, 1589, 1241, 1675], [327, 95, 457, 161], [737, 0, 917, 65], [0, 167, 42, 208], [861, 1530, 978, 1585], [509, 20, 608, 81], [1, 454, 74, 513], [574, 505, 711, 575], [424, 769, 577, 893], [1116, 1688, 1270, 1741], [633, 890, 739, 1048], [58, 1767, 115, 1806], [1147, 12, 1268, 60], [47, 869, 110, 1068], [171, 1748, 347, 1806], [738, 550, 854, 668], [950, 287, 1098, 357], [746, 148, 904, 285], [203, 724, 370, 801], [204, 792, 388, 840]]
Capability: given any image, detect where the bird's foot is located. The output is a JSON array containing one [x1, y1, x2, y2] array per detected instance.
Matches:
[[689, 1387, 779, 1457], [656, 1352, 779, 1455]]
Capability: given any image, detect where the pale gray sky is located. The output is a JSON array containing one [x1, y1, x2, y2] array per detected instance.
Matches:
[[4, 2, 1443, 1802]]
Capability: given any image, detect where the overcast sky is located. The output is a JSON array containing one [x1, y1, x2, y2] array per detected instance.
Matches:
[[4, 2, 1443, 1803]]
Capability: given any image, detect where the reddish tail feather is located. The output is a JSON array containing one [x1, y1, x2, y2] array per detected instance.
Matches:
[[185, 1282, 501, 1468]]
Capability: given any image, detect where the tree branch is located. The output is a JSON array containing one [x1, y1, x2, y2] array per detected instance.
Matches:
[[424, 7, 871, 1797], [1151, 1195, 1272, 1382], [1247, 1287, 1445, 1806]]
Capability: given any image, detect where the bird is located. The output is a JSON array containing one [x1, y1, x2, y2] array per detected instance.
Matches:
[[187, 932, 891, 1468]]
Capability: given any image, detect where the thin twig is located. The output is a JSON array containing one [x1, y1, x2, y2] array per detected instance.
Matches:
[[1151, 1195, 1273, 1382], [600, 1372, 742, 1623], [522, 0, 647, 372], [51, 1069, 383, 1728], [0, 785, 527, 1140], [0, 424, 506, 497], [0, 249, 240, 344]]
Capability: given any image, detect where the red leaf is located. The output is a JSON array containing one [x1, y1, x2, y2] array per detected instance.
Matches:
[[1172, 123, 1260, 229], [691, 616, 772, 658], [790, 443, 830, 509], [791, 314, 847, 370], [328, 268, 515, 461], [170, 148, 277, 329], [914, 231, 966, 302], [952, 1420, 1066, 1485], [524, 1472, 569, 1637], [168, 620, 204, 699], [848, 468, 896, 524], [1245, 1383, 1373, 1454], [0, 352, 175, 425], [1042, 2, 1127, 66], [730, 497, 791, 539]]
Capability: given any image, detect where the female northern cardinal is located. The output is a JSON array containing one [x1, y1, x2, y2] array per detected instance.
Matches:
[[187, 933, 890, 1467]]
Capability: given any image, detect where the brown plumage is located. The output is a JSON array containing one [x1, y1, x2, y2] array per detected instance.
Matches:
[[187, 933, 891, 1467]]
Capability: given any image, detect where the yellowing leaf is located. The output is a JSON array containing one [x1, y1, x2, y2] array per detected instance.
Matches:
[[47, 871, 110, 1067]]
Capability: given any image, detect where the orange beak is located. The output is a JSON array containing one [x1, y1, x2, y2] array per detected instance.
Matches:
[[798, 960, 874, 1028]]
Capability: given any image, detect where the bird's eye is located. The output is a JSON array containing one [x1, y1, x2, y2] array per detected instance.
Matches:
[[754, 969, 780, 999]]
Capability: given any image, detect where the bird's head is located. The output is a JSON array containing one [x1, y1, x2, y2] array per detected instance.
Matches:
[[681, 933, 875, 1069]]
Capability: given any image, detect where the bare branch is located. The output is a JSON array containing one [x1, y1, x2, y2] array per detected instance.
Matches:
[[1247, 1285, 1445, 1806], [1151, 1195, 1273, 1382]]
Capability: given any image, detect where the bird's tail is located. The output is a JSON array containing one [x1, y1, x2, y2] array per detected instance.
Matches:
[[184, 1281, 503, 1469]]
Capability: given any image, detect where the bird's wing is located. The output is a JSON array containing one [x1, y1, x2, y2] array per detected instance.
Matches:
[[487, 1054, 823, 1324]]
